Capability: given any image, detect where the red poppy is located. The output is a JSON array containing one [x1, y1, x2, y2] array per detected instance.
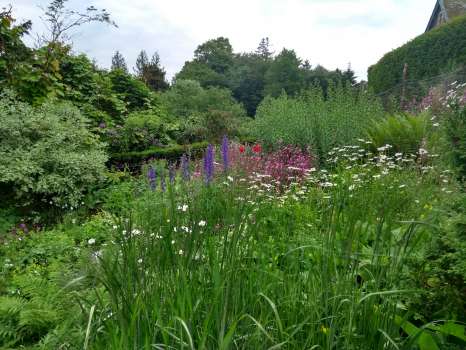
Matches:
[[252, 144, 262, 154], [239, 145, 246, 153]]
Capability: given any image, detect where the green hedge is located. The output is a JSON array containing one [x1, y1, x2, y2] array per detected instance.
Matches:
[[111, 142, 209, 164], [368, 15, 466, 95]]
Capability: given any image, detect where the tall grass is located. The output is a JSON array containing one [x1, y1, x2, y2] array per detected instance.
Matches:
[[252, 84, 384, 162], [85, 149, 439, 349]]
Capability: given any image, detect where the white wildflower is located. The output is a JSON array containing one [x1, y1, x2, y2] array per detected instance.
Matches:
[[88, 238, 96, 245], [177, 204, 188, 212], [418, 148, 429, 156]]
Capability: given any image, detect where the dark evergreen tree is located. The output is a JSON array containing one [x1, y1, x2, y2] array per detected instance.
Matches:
[[134, 50, 169, 91], [229, 53, 268, 116], [111, 51, 127, 72], [342, 64, 357, 85], [134, 50, 149, 77], [255, 37, 273, 60]]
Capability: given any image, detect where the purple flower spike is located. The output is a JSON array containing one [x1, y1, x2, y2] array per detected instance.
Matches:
[[181, 154, 191, 181], [147, 166, 157, 191], [204, 144, 215, 184], [221, 135, 229, 172], [160, 171, 167, 192], [169, 164, 176, 185]]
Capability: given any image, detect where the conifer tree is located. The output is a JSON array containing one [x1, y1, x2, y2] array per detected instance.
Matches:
[[134, 50, 169, 91], [111, 51, 128, 72]]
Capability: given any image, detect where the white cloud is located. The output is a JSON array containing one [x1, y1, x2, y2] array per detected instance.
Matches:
[[9, 0, 434, 80]]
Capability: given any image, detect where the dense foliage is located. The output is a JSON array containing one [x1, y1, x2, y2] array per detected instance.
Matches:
[[0, 93, 107, 210], [252, 84, 384, 161], [160, 79, 248, 142], [1, 2, 466, 349], [368, 15, 466, 96], [2, 139, 465, 349], [177, 37, 358, 116], [367, 113, 431, 155]]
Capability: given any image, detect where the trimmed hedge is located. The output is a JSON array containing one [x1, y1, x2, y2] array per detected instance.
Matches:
[[111, 142, 209, 164], [368, 15, 466, 95]]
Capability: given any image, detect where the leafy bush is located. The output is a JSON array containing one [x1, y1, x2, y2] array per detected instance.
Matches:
[[104, 111, 179, 153], [367, 113, 430, 155], [107, 69, 156, 112], [368, 15, 466, 95], [406, 191, 466, 323], [0, 92, 108, 209], [160, 79, 247, 142], [253, 84, 384, 161], [443, 100, 466, 180], [182, 109, 246, 142], [0, 214, 114, 348], [110, 142, 209, 165]]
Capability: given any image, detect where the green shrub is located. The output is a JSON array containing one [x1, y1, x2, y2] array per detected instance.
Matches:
[[0, 218, 111, 348], [160, 79, 247, 142], [107, 111, 179, 153], [368, 15, 466, 95], [182, 109, 248, 142], [443, 103, 466, 180], [252, 84, 384, 161], [110, 142, 209, 164], [407, 191, 466, 323], [367, 113, 430, 155], [0, 92, 108, 209]]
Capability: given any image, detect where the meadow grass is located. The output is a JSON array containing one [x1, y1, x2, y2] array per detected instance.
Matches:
[[85, 147, 442, 349]]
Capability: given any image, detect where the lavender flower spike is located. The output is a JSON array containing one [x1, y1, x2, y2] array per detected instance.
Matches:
[[181, 154, 191, 181], [168, 164, 176, 185], [221, 135, 229, 172], [147, 166, 157, 191], [160, 170, 167, 192], [204, 144, 215, 184]]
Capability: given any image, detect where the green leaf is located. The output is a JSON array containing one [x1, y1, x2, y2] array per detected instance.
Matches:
[[395, 316, 439, 350]]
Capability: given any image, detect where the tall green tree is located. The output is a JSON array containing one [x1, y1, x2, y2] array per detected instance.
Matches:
[[134, 50, 169, 91], [229, 53, 268, 116], [134, 50, 149, 77], [342, 64, 357, 85], [176, 37, 234, 88], [0, 7, 33, 89], [255, 37, 273, 60], [194, 37, 234, 74], [111, 51, 128, 72], [264, 49, 304, 97]]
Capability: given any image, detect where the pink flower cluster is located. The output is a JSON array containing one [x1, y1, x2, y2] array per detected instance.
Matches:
[[189, 142, 314, 190], [262, 145, 313, 186], [229, 143, 314, 187]]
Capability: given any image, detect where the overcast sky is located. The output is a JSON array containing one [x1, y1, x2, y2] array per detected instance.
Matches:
[[11, 0, 435, 81]]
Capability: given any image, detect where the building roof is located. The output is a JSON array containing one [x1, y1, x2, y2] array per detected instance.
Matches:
[[426, 0, 466, 32]]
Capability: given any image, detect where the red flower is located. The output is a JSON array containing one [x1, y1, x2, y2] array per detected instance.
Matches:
[[239, 145, 246, 153], [252, 144, 262, 154]]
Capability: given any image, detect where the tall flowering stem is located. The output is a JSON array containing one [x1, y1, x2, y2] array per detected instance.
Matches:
[[221, 135, 229, 172], [181, 154, 191, 181], [168, 164, 176, 185], [147, 166, 157, 191], [204, 144, 215, 184], [160, 170, 167, 192]]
